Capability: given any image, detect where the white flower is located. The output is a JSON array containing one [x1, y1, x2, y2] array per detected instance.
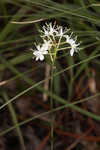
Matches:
[[33, 44, 48, 61], [41, 23, 58, 37], [32, 23, 80, 61], [42, 39, 52, 50], [64, 34, 80, 56], [56, 26, 69, 37], [32, 39, 52, 61]]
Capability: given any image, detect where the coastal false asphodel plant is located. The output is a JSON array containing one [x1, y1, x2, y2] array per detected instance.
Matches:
[[31, 23, 80, 62]]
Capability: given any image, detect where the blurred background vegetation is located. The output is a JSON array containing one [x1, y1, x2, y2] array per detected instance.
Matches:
[[0, 0, 100, 150]]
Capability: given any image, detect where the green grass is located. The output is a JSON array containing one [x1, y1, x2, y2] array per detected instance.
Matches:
[[0, 0, 100, 149]]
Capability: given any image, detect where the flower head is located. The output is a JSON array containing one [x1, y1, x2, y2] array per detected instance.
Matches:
[[56, 26, 69, 37], [32, 40, 52, 61], [32, 22, 80, 61], [42, 39, 52, 50], [33, 44, 48, 61], [41, 23, 58, 37], [64, 34, 80, 56]]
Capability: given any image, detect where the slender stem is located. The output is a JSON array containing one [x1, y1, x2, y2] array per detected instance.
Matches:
[[50, 36, 62, 150], [48, 36, 54, 62], [54, 36, 62, 62], [57, 46, 71, 51], [50, 62, 55, 150]]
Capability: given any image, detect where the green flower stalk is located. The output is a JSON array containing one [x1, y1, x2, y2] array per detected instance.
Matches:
[[31, 22, 81, 150]]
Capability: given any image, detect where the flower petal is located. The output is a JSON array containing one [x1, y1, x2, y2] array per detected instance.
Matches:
[[40, 55, 44, 61], [70, 48, 74, 56]]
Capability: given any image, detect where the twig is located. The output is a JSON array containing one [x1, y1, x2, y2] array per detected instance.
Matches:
[[11, 18, 45, 24]]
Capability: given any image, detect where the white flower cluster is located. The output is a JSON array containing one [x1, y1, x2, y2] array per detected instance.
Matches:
[[33, 40, 51, 61], [32, 23, 80, 61]]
